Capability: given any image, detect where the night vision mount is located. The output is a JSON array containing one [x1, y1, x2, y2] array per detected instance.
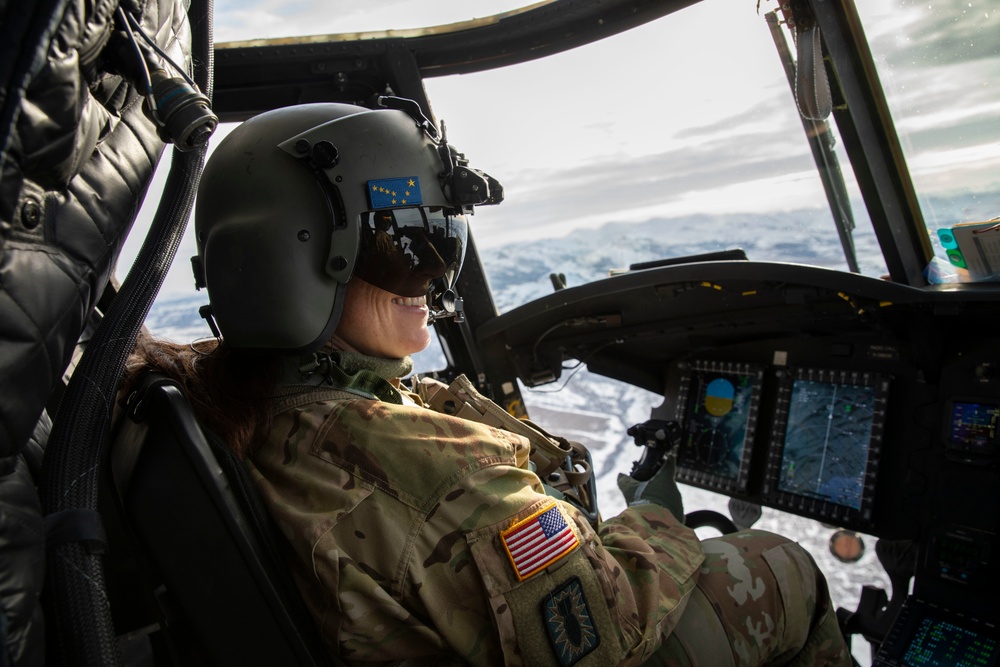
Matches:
[[377, 96, 504, 213]]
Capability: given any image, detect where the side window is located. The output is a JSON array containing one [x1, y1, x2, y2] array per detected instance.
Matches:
[[411, 335, 447, 375]]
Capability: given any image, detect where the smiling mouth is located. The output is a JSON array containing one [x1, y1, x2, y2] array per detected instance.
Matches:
[[391, 295, 427, 307]]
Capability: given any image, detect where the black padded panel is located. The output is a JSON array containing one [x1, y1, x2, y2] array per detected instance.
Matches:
[[115, 379, 335, 666]]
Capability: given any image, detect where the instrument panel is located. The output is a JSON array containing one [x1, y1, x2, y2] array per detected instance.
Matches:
[[668, 361, 889, 529], [477, 260, 1000, 539], [478, 259, 1000, 633]]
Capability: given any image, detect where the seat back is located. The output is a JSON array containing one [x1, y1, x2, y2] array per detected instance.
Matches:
[[108, 375, 336, 666]]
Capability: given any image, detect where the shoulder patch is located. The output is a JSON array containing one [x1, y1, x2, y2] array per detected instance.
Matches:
[[543, 577, 600, 666], [501, 503, 579, 581]]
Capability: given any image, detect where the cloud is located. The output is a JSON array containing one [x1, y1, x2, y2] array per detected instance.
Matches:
[[856, 3, 1000, 196], [868, 0, 1000, 68], [472, 123, 825, 246]]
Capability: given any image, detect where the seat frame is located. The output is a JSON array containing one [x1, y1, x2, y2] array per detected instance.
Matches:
[[107, 374, 336, 666]]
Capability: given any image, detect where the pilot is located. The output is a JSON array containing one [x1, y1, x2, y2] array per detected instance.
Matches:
[[125, 102, 851, 666]]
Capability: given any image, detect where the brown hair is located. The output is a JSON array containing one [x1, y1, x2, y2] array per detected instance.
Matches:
[[121, 332, 282, 459]]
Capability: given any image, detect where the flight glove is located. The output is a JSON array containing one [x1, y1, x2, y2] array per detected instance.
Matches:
[[617, 455, 685, 521]]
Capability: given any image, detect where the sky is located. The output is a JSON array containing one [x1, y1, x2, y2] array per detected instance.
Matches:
[[119, 0, 1000, 297]]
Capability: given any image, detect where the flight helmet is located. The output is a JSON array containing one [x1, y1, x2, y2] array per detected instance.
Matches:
[[193, 99, 502, 352]]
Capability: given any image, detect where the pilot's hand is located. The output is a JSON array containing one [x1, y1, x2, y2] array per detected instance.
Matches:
[[617, 455, 684, 521]]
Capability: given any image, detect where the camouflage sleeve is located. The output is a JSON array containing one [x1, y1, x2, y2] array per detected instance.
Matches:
[[252, 398, 703, 666], [429, 459, 705, 667]]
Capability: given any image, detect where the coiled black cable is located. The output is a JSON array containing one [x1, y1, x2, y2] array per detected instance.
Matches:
[[38, 0, 213, 663]]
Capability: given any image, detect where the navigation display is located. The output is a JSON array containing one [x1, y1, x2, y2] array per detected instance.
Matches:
[[675, 362, 762, 493], [778, 379, 875, 509], [874, 597, 998, 667], [765, 368, 888, 527], [902, 616, 997, 667], [947, 401, 999, 455]]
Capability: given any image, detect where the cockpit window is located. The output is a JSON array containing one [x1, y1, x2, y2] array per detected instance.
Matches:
[[854, 1, 1000, 282], [428, 0, 890, 312], [127, 0, 1000, 322]]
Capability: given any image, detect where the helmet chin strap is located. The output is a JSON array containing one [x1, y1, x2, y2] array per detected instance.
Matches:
[[427, 289, 465, 323]]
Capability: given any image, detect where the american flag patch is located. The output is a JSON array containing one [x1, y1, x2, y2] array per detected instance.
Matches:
[[501, 504, 579, 581]]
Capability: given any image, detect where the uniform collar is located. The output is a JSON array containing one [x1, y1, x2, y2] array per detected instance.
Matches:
[[280, 351, 413, 404]]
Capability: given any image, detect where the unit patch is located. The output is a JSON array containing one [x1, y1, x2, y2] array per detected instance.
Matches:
[[501, 503, 579, 581], [542, 577, 599, 666], [367, 177, 422, 209]]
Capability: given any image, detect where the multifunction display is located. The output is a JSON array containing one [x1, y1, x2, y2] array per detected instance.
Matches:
[[675, 361, 762, 493], [764, 368, 888, 527], [874, 597, 997, 667], [778, 379, 876, 510], [947, 401, 999, 457]]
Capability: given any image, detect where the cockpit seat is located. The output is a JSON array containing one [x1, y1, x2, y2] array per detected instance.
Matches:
[[108, 374, 336, 666]]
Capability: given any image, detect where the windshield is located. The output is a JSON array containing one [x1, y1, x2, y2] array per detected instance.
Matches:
[[125, 0, 1000, 318], [855, 0, 1000, 282], [422, 0, 1000, 298], [425, 0, 889, 309]]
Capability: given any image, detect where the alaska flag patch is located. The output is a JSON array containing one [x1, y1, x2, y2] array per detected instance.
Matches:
[[367, 177, 422, 209], [501, 503, 579, 581], [543, 577, 599, 666]]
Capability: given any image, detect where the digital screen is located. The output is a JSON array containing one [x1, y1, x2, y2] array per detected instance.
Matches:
[[933, 532, 987, 586], [948, 402, 998, 453], [902, 616, 998, 667], [777, 379, 876, 510], [876, 598, 998, 667], [679, 370, 757, 481]]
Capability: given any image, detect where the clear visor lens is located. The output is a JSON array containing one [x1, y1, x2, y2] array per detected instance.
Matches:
[[354, 208, 468, 298]]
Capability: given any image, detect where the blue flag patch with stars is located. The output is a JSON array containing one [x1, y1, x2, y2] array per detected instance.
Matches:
[[367, 177, 422, 209], [542, 577, 599, 666]]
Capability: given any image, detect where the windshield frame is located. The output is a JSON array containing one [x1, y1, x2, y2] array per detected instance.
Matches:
[[211, 0, 700, 121], [811, 1, 933, 286]]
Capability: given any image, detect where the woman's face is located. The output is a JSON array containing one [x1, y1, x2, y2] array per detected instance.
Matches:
[[332, 277, 432, 358]]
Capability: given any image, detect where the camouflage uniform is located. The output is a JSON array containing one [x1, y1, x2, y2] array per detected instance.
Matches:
[[248, 353, 850, 666]]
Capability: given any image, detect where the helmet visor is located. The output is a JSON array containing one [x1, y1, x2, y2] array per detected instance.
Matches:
[[354, 207, 468, 299]]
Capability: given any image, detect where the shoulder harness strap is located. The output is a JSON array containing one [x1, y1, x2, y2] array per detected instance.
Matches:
[[415, 374, 599, 524]]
